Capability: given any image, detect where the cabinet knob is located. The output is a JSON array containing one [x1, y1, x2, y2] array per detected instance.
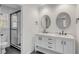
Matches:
[[48, 42, 52, 44], [48, 46, 52, 48], [48, 39, 52, 40], [61, 41, 63, 44], [64, 41, 66, 45], [61, 41, 66, 45], [36, 46, 38, 47], [39, 37, 42, 40], [1, 34, 3, 36]]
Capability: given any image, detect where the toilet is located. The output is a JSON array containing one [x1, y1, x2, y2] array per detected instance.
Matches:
[[0, 42, 8, 54], [0, 33, 8, 54]]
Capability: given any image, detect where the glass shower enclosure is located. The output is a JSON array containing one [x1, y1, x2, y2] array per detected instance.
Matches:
[[10, 10, 21, 50]]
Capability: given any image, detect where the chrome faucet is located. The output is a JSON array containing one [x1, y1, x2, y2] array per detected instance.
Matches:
[[61, 30, 64, 35], [59, 30, 67, 35]]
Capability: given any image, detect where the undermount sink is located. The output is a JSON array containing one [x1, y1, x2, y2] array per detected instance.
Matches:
[[36, 33, 75, 39]]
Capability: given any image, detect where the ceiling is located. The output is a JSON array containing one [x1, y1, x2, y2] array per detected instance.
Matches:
[[2, 4, 21, 10], [0, 4, 22, 13]]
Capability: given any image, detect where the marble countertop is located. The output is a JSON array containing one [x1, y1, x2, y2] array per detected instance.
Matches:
[[36, 33, 75, 39]]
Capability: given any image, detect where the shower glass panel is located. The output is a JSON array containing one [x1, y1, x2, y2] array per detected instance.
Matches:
[[10, 10, 21, 50]]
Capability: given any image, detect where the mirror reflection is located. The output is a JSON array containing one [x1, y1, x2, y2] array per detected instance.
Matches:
[[56, 12, 71, 29], [41, 15, 51, 33]]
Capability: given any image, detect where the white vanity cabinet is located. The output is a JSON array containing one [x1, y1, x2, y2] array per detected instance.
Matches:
[[35, 33, 75, 54]]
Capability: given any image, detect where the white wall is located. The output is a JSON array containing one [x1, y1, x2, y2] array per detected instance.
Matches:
[[22, 4, 39, 54], [76, 5, 79, 53], [39, 4, 76, 36]]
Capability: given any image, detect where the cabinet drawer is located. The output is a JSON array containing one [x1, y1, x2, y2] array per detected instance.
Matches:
[[46, 44, 56, 50], [43, 38, 56, 50], [48, 46, 53, 49], [42, 37, 55, 42], [35, 36, 42, 44], [48, 42, 53, 44], [47, 37, 56, 42], [36, 36, 45, 45]]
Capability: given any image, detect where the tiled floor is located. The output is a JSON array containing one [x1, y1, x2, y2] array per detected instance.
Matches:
[[5, 46, 21, 54], [5, 46, 43, 54], [31, 51, 44, 54]]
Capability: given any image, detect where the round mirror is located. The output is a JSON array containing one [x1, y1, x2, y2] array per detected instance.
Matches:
[[41, 15, 51, 33], [56, 12, 71, 29]]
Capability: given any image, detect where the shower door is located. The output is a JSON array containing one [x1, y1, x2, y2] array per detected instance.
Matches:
[[10, 10, 21, 50]]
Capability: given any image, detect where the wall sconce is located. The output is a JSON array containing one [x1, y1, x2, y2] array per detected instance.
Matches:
[[76, 18, 79, 24], [35, 21, 38, 25]]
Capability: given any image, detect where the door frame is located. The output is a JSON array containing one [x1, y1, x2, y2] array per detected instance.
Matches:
[[10, 10, 21, 50]]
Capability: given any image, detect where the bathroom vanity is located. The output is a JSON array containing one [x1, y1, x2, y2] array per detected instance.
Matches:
[[35, 33, 75, 54]]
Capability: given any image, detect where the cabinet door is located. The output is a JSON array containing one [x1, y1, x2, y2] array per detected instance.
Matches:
[[56, 38, 64, 53], [64, 39, 75, 54]]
